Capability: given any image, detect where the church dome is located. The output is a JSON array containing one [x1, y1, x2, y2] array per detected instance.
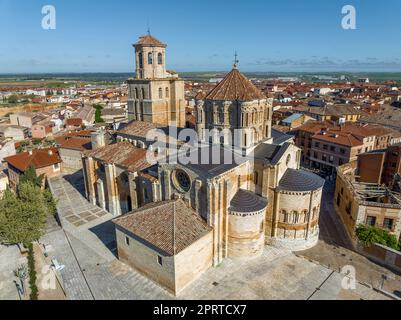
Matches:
[[205, 68, 266, 101], [134, 34, 167, 48], [229, 189, 268, 213], [277, 169, 325, 192]]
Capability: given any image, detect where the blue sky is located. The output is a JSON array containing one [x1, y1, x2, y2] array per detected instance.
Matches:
[[0, 0, 401, 73]]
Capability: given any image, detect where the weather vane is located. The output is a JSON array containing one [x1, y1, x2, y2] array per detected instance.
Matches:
[[147, 19, 151, 35], [233, 51, 239, 68]]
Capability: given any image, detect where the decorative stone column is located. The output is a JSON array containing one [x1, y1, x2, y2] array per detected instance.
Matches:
[[105, 164, 120, 216], [128, 172, 138, 210], [306, 190, 314, 240], [163, 170, 171, 200], [194, 179, 202, 214], [84, 157, 96, 205]]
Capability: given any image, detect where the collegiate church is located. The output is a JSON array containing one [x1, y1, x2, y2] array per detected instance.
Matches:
[[82, 34, 325, 295]]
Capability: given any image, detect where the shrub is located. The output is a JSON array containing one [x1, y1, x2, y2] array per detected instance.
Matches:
[[27, 243, 38, 300], [356, 224, 401, 251]]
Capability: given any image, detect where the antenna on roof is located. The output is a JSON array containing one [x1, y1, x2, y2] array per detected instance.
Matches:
[[233, 51, 239, 69]]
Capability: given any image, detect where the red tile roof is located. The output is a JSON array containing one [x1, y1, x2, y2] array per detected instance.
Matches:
[[84, 142, 152, 172], [205, 68, 266, 101], [59, 138, 92, 152], [134, 35, 166, 48], [5, 148, 61, 172], [66, 118, 83, 126], [113, 199, 212, 255]]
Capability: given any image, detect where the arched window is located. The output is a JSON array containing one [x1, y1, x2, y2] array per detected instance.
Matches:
[[158, 88, 163, 99], [148, 52, 153, 64], [165, 87, 169, 98], [135, 88, 139, 99], [158, 52, 163, 65], [138, 52, 143, 69], [141, 88, 146, 99]]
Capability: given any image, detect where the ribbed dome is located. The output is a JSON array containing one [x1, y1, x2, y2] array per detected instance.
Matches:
[[229, 189, 268, 213], [278, 169, 325, 192], [205, 68, 266, 101]]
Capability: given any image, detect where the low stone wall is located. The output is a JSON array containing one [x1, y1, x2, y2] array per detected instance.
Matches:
[[358, 243, 401, 273]]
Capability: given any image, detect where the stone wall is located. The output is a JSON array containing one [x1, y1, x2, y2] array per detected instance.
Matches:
[[358, 243, 401, 273], [59, 148, 83, 170], [115, 226, 176, 294], [116, 225, 213, 295], [269, 188, 322, 251], [174, 232, 213, 294], [227, 208, 266, 258]]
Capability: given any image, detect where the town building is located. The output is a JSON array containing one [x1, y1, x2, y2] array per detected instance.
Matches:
[[127, 34, 186, 127], [357, 144, 401, 187], [294, 121, 401, 175], [0, 125, 29, 142], [335, 161, 401, 242], [65, 118, 83, 131], [4, 148, 63, 191], [293, 104, 363, 123], [58, 137, 92, 171], [0, 139, 16, 163]]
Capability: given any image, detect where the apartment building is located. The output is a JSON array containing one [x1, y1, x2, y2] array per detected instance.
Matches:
[[294, 121, 401, 175]]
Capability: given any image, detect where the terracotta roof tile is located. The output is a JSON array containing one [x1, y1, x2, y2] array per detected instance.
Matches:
[[113, 199, 212, 255], [205, 68, 266, 101], [84, 142, 153, 172], [134, 35, 166, 48], [5, 148, 61, 172], [59, 138, 92, 151]]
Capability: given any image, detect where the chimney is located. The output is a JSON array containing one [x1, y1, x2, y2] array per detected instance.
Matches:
[[91, 129, 106, 150], [48, 150, 53, 156], [28, 150, 33, 156]]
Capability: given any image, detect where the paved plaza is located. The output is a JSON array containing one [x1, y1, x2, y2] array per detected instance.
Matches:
[[0, 245, 27, 300], [39, 173, 398, 300]]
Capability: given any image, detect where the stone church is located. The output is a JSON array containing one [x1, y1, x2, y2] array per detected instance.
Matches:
[[82, 34, 325, 295]]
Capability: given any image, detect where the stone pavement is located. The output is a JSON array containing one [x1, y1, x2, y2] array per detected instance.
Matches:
[[0, 245, 27, 300], [44, 173, 392, 300], [298, 182, 401, 297]]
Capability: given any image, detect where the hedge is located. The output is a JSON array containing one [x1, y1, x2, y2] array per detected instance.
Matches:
[[356, 224, 401, 251], [27, 243, 38, 300]]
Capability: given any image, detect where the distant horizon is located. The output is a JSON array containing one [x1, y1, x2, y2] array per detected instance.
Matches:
[[2, 70, 401, 76]]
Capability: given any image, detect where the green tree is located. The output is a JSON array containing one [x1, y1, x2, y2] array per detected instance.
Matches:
[[93, 104, 104, 123], [0, 183, 49, 246], [7, 95, 18, 104], [19, 166, 44, 188]]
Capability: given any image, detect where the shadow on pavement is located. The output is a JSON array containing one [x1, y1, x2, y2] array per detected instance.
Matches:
[[89, 220, 118, 258], [63, 170, 86, 197]]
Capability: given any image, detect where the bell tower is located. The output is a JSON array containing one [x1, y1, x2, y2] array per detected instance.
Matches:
[[134, 33, 167, 80], [127, 33, 186, 127]]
